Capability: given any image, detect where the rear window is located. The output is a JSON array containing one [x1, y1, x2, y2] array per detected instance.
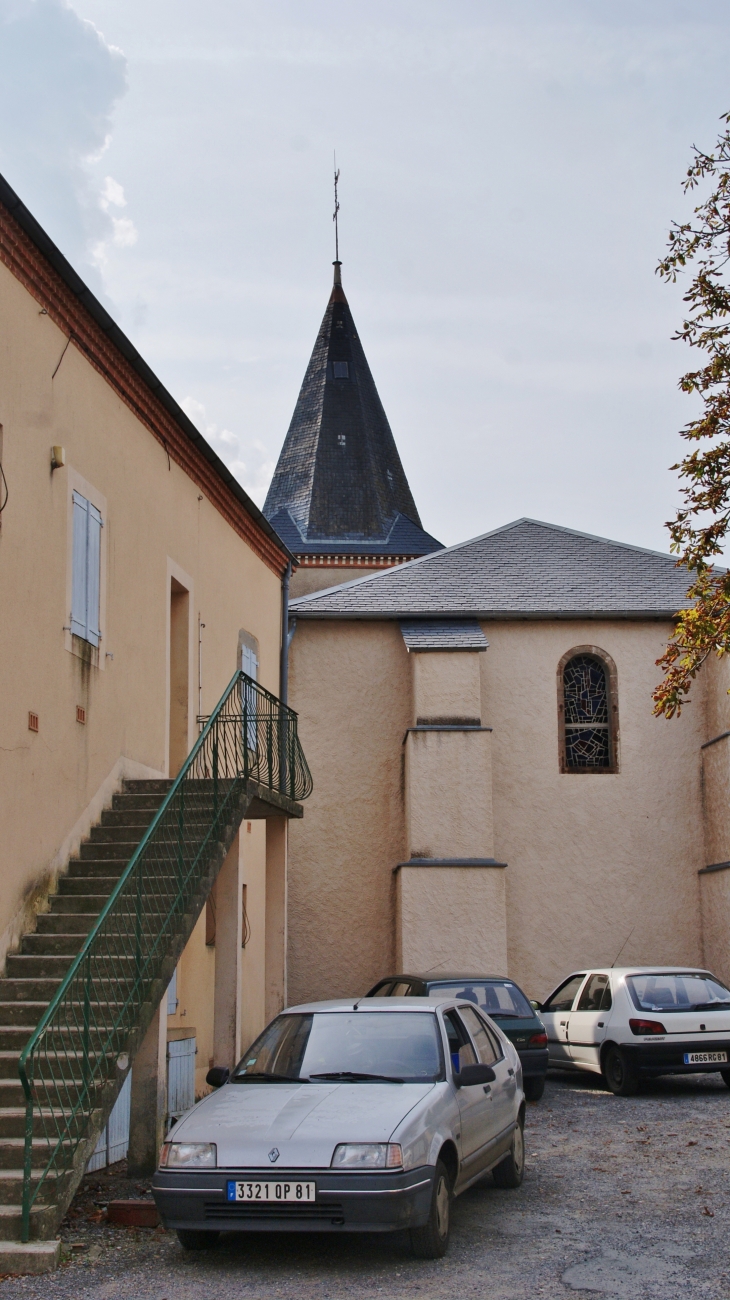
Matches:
[[428, 980, 534, 1020], [626, 973, 730, 1014]]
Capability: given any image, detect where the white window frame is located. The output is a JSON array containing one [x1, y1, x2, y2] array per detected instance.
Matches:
[[71, 490, 103, 647]]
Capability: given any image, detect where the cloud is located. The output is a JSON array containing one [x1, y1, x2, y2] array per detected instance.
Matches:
[[179, 397, 275, 507], [0, 0, 128, 280]]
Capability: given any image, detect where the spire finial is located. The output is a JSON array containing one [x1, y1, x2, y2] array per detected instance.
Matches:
[[333, 154, 341, 284]]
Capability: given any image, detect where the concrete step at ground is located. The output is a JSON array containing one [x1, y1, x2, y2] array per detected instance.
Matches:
[[0, 1202, 59, 1241], [0, 981, 61, 1004], [35, 913, 98, 935], [100, 807, 157, 829], [20, 935, 82, 958]]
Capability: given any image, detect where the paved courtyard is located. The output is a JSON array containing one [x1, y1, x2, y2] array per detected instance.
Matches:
[[1, 1071, 729, 1300]]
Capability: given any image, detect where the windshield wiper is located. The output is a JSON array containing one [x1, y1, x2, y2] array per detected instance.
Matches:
[[692, 1001, 730, 1012], [232, 1071, 306, 1083], [309, 1071, 405, 1083]]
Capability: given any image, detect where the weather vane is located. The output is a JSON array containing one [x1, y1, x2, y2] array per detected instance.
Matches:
[[333, 155, 340, 262]]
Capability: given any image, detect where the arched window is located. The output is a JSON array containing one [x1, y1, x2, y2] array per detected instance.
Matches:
[[557, 648, 618, 773]]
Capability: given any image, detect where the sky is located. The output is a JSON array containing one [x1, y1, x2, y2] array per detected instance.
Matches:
[[1, 0, 729, 551]]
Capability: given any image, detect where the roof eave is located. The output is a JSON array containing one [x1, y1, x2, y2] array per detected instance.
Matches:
[[291, 608, 683, 621], [0, 173, 294, 566]]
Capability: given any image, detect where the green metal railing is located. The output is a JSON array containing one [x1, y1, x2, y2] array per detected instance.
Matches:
[[18, 670, 312, 1240]]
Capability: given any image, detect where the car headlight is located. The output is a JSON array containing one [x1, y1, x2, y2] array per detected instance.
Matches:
[[159, 1142, 217, 1168], [331, 1143, 403, 1169]]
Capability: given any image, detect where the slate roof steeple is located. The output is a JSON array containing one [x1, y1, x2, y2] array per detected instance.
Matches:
[[263, 263, 442, 560]]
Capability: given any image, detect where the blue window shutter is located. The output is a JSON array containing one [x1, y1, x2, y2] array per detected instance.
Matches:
[[86, 503, 102, 647], [241, 644, 258, 681], [71, 492, 88, 639]]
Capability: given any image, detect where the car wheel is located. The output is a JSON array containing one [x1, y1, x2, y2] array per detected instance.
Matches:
[[721, 1069, 730, 1090], [603, 1045, 640, 1097], [492, 1118, 525, 1189], [176, 1229, 220, 1251], [410, 1158, 451, 1259], [523, 1076, 546, 1102]]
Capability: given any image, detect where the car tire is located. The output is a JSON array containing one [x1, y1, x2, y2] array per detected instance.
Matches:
[[523, 1076, 546, 1102], [492, 1118, 525, 1189], [603, 1046, 640, 1097], [176, 1229, 220, 1251], [410, 1158, 451, 1259], [721, 1069, 730, 1090]]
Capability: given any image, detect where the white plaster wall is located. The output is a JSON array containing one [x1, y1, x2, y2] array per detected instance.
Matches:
[[412, 652, 482, 722], [287, 621, 411, 1003], [482, 619, 705, 1001], [405, 730, 493, 859], [396, 865, 507, 973]]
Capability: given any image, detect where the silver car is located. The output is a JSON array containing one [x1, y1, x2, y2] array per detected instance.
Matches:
[[152, 997, 526, 1258]]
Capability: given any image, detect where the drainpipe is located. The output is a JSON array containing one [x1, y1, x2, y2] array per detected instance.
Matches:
[[280, 563, 292, 706]]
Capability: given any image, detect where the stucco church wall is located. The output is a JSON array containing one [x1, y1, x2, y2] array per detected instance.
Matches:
[[287, 621, 410, 1003], [413, 652, 482, 723], [290, 566, 383, 598], [482, 620, 705, 1002]]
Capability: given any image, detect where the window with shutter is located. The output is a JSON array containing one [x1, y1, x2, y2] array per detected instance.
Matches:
[[71, 491, 102, 647], [239, 632, 259, 752]]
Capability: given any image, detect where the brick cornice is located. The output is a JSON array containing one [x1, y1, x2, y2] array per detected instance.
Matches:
[[0, 204, 288, 577]]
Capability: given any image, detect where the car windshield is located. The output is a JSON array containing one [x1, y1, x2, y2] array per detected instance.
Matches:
[[428, 980, 534, 1020], [232, 1011, 444, 1083], [626, 972, 730, 1013]]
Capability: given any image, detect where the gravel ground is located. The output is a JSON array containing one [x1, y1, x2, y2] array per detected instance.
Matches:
[[1, 1070, 729, 1299]]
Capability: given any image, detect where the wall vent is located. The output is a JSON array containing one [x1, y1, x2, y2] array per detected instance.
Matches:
[[76, 706, 86, 725], [28, 712, 39, 733]]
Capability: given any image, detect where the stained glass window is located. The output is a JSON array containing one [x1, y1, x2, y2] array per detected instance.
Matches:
[[563, 654, 611, 770]]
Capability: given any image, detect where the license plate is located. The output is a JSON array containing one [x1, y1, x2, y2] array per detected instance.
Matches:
[[683, 1051, 728, 1065], [226, 1180, 316, 1203]]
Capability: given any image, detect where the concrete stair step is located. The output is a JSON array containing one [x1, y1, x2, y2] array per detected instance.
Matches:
[[111, 793, 166, 811], [57, 876, 118, 896], [35, 914, 98, 935], [20, 935, 82, 958], [78, 842, 139, 862], [0, 1170, 59, 1206], [0, 1004, 48, 1027], [49, 894, 106, 913], [67, 860, 127, 878], [122, 780, 172, 795], [5, 956, 76, 980], [0, 1203, 60, 1242], [0, 980, 61, 1004], [0, 1110, 79, 1140], [86, 825, 147, 845], [100, 807, 156, 828]]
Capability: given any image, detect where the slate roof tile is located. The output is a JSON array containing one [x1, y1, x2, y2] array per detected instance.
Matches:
[[290, 518, 698, 619]]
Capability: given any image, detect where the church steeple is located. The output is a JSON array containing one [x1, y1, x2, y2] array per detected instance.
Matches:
[[263, 262, 443, 573]]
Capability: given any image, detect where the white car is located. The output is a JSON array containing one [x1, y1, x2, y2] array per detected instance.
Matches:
[[152, 997, 525, 1258], [538, 966, 730, 1095]]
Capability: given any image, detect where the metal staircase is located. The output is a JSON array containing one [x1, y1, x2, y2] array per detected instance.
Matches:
[[3, 670, 310, 1244]]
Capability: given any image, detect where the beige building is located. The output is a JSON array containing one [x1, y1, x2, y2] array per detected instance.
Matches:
[[0, 174, 309, 1260], [262, 263, 730, 1012]]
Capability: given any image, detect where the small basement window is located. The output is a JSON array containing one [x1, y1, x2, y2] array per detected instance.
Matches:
[[333, 361, 349, 379]]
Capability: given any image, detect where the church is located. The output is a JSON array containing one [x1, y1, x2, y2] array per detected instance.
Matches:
[[264, 260, 730, 1007]]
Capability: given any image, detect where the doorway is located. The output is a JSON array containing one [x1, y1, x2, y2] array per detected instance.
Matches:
[[169, 578, 190, 775]]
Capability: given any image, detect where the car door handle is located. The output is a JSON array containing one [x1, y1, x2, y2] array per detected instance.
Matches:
[[560, 1020, 567, 1026], [597, 1022, 604, 1028], [507, 1068, 514, 1076], [483, 1085, 491, 1095]]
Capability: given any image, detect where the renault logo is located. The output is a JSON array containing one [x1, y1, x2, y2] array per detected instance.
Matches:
[[268, 1147, 280, 1163]]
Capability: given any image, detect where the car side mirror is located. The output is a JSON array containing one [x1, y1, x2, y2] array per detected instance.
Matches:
[[456, 1063, 496, 1088], [530, 1000, 542, 1012], [206, 1066, 230, 1088]]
